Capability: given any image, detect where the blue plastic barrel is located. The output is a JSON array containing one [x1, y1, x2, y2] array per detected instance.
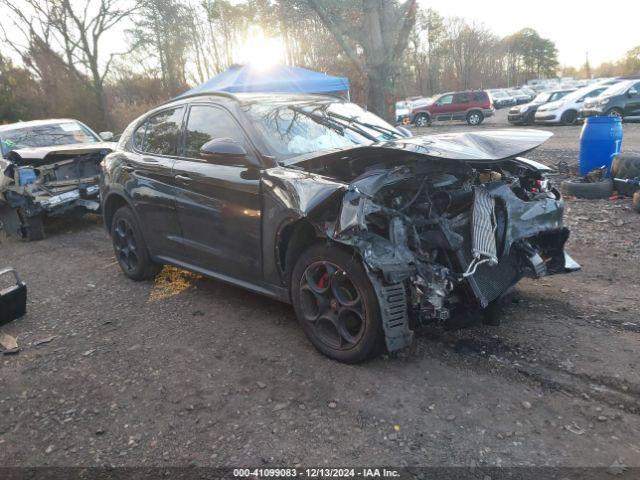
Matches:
[[578, 116, 623, 176], [17, 167, 37, 186]]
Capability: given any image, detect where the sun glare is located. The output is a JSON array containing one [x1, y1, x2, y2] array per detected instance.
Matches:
[[238, 27, 286, 70]]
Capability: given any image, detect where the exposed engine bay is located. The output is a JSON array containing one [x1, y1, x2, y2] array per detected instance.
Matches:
[[265, 142, 580, 352], [0, 145, 113, 240]]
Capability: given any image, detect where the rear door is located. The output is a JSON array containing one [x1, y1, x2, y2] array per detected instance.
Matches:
[[172, 102, 262, 281], [452, 92, 470, 120], [624, 82, 640, 117], [125, 106, 185, 259]]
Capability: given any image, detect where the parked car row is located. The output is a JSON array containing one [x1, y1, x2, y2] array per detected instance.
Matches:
[[508, 77, 640, 126], [397, 75, 640, 129]]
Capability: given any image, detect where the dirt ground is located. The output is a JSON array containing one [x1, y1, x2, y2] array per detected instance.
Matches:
[[1, 110, 639, 471]]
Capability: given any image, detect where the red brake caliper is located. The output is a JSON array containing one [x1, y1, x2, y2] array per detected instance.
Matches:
[[318, 271, 329, 289]]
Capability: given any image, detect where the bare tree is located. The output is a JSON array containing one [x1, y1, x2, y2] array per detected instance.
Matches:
[[300, 0, 417, 120], [1, 0, 137, 129]]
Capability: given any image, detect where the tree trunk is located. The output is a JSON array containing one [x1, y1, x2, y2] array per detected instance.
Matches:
[[367, 65, 393, 122]]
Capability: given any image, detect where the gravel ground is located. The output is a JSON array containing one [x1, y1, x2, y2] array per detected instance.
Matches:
[[1, 109, 639, 470]]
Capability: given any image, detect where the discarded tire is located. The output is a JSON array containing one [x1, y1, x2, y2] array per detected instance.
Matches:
[[612, 153, 640, 177], [560, 178, 614, 199], [611, 153, 640, 196], [633, 191, 640, 213]]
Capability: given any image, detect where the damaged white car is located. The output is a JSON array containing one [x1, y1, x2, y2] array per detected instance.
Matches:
[[0, 119, 115, 240]]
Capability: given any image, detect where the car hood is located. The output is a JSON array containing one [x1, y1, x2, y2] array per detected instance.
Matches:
[[284, 129, 553, 167], [6, 142, 116, 163]]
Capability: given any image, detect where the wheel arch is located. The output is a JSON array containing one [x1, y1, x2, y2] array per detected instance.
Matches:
[[275, 218, 323, 287], [102, 191, 135, 235], [413, 111, 431, 124]]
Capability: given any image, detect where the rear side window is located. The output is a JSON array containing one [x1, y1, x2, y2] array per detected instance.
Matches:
[[183, 105, 250, 160], [472, 92, 487, 102], [454, 92, 469, 103], [138, 107, 184, 155]]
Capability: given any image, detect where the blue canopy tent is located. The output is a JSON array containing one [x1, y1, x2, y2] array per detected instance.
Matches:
[[177, 64, 350, 98]]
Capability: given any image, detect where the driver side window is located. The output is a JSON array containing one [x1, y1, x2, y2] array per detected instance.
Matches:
[[183, 105, 251, 161]]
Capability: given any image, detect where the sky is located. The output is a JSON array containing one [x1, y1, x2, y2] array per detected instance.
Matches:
[[422, 0, 638, 67], [2, 1, 637, 70]]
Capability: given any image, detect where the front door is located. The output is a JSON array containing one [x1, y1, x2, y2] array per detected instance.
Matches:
[[172, 103, 262, 281], [625, 82, 640, 117], [432, 94, 454, 121]]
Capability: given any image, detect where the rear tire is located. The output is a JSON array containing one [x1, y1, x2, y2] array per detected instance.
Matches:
[[290, 243, 384, 363], [111, 206, 161, 281], [561, 110, 577, 125], [22, 212, 45, 241], [466, 111, 483, 126]]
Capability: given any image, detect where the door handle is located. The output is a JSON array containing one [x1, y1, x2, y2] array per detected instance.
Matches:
[[122, 164, 135, 172], [174, 174, 192, 183]]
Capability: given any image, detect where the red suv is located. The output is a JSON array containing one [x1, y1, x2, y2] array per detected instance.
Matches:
[[410, 90, 494, 127]]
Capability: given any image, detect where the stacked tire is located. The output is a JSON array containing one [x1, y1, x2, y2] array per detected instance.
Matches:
[[611, 153, 640, 197]]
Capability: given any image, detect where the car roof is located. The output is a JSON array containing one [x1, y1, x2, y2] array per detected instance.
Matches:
[[0, 118, 85, 132], [167, 91, 344, 106]]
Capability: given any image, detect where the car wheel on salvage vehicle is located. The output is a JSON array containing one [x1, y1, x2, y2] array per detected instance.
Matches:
[[291, 243, 384, 363], [414, 114, 431, 128], [111, 206, 161, 281], [466, 111, 483, 126], [560, 110, 577, 126], [20, 212, 45, 241], [560, 178, 613, 199]]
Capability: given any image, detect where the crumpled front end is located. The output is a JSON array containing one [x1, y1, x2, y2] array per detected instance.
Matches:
[[0, 145, 112, 239], [266, 151, 579, 353]]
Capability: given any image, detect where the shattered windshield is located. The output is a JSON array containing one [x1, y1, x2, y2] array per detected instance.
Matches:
[[243, 101, 402, 160], [0, 122, 100, 157]]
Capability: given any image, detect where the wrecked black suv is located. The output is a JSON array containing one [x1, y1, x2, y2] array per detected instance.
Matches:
[[101, 93, 579, 363]]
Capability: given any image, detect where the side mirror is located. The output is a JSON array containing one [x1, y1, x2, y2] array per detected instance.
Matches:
[[628, 89, 638, 97], [200, 137, 255, 166], [99, 131, 114, 141]]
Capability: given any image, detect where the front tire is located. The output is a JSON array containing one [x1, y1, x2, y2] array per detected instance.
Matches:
[[111, 206, 161, 281], [291, 243, 384, 363], [414, 113, 431, 128], [561, 110, 577, 125]]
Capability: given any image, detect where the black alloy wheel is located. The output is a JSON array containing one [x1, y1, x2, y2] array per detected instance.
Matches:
[[299, 261, 366, 350], [113, 216, 139, 275], [110, 206, 161, 281], [291, 243, 384, 363]]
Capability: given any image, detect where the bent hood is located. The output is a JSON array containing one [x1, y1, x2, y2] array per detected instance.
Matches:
[[284, 129, 552, 168], [6, 142, 116, 164]]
